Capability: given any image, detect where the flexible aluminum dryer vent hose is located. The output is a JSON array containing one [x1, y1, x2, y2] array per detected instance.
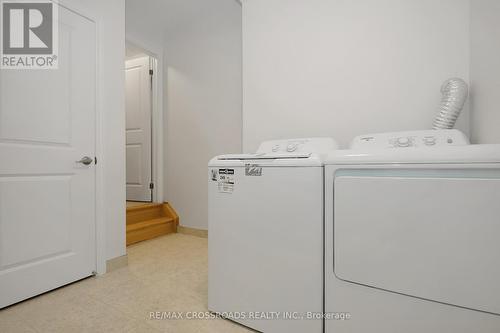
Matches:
[[433, 78, 469, 129]]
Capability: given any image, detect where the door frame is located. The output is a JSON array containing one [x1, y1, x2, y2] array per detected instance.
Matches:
[[20, 0, 106, 275], [78, 3, 105, 275], [125, 40, 164, 204], [94, 13, 105, 275], [57, 0, 142, 276], [59, 2, 165, 275]]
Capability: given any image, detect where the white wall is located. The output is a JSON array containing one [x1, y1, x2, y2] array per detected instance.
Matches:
[[62, 0, 126, 263], [164, 0, 242, 230], [99, 0, 126, 262], [470, 0, 500, 144], [242, 0, 470, 150]]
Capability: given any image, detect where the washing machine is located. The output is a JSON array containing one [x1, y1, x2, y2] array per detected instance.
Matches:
[[324, 129, 500, 332], [208, 137, 338, 333]]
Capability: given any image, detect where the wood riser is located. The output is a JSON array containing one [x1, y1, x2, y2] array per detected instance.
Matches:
[[127, 206, 163, 224], [127, 221, 177, 246], [126, 202, 179, 246]]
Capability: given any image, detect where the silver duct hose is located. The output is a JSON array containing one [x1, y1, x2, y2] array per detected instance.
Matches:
[[433, 78, 469, 129]]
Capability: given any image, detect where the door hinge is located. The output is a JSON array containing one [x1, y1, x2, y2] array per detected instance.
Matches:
[[94, 157, 97, 165], [149, 69, 153, 90], [149, 182, 154, 190]]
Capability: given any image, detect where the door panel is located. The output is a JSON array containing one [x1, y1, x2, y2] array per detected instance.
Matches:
[[125, 56, 152, 202], [0, 4, 96, 308], [334, 170, 500, 315], [0, 176, 71, 268], [126, 144, 142, 184]]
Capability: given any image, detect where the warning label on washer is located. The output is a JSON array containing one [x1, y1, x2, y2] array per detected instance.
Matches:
[[217, 169, 235, 193]]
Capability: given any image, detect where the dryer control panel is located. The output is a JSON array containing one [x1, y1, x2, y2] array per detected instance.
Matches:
[[350, 129, 469, 149]]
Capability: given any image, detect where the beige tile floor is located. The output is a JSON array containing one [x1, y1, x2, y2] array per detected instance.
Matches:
[[0, 234, 254, 333]]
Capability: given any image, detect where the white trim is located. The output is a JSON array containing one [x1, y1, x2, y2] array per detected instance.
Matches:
[[125, 39, 164, 203], [94, 17, 106, 274], [106, 254, 128, 272], [150, 56, 163, 202]]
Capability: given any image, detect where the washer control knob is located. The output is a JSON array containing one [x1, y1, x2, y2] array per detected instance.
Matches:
[[286, 143, 298, 152]]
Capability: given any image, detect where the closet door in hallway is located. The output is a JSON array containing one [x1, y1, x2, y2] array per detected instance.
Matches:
[[125, 56, 152, 202]]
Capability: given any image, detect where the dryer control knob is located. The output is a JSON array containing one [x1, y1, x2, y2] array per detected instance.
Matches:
[[423, 137, 436, 146], [396, 137, 411, 147]]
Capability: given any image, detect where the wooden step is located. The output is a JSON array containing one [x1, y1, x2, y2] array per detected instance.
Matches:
[[126, 203, 163, 224], [127, 216, 173, 232], [126, 202, 179, 246], [126, 217, 176, 246]]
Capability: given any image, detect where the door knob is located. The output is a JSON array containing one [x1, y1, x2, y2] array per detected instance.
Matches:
[[76, 156, 93, 165]]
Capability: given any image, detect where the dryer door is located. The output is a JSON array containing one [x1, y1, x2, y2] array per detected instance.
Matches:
[[334, 167, 500, 315]]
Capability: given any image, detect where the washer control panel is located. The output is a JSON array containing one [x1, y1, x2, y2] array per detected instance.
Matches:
[[257, 137, 339, 155], [351, 129, 470, 149]]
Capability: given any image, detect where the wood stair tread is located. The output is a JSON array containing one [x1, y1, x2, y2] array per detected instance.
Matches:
[[126, 203, 162, 212], [127, 216, 174, 232]]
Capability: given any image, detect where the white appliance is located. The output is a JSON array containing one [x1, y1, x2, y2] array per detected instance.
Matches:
[[324, 130, 500, 332], [208, 137, 338, 333]]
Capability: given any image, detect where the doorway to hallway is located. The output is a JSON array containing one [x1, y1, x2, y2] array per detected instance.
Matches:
[[125, 43, 157, 202]]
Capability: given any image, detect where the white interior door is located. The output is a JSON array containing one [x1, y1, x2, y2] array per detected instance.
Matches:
[[125, 56, 152, 202], [0, 5, 96, 308]]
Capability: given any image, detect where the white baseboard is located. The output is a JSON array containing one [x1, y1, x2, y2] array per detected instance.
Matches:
[[106, 254, 128, 272], [177, 226, 208, 238]]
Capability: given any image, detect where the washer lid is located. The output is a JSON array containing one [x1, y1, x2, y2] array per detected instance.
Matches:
[[217, 153, 311, 160], [209, 153, 323, 167], [209, 137, 338, 167]]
